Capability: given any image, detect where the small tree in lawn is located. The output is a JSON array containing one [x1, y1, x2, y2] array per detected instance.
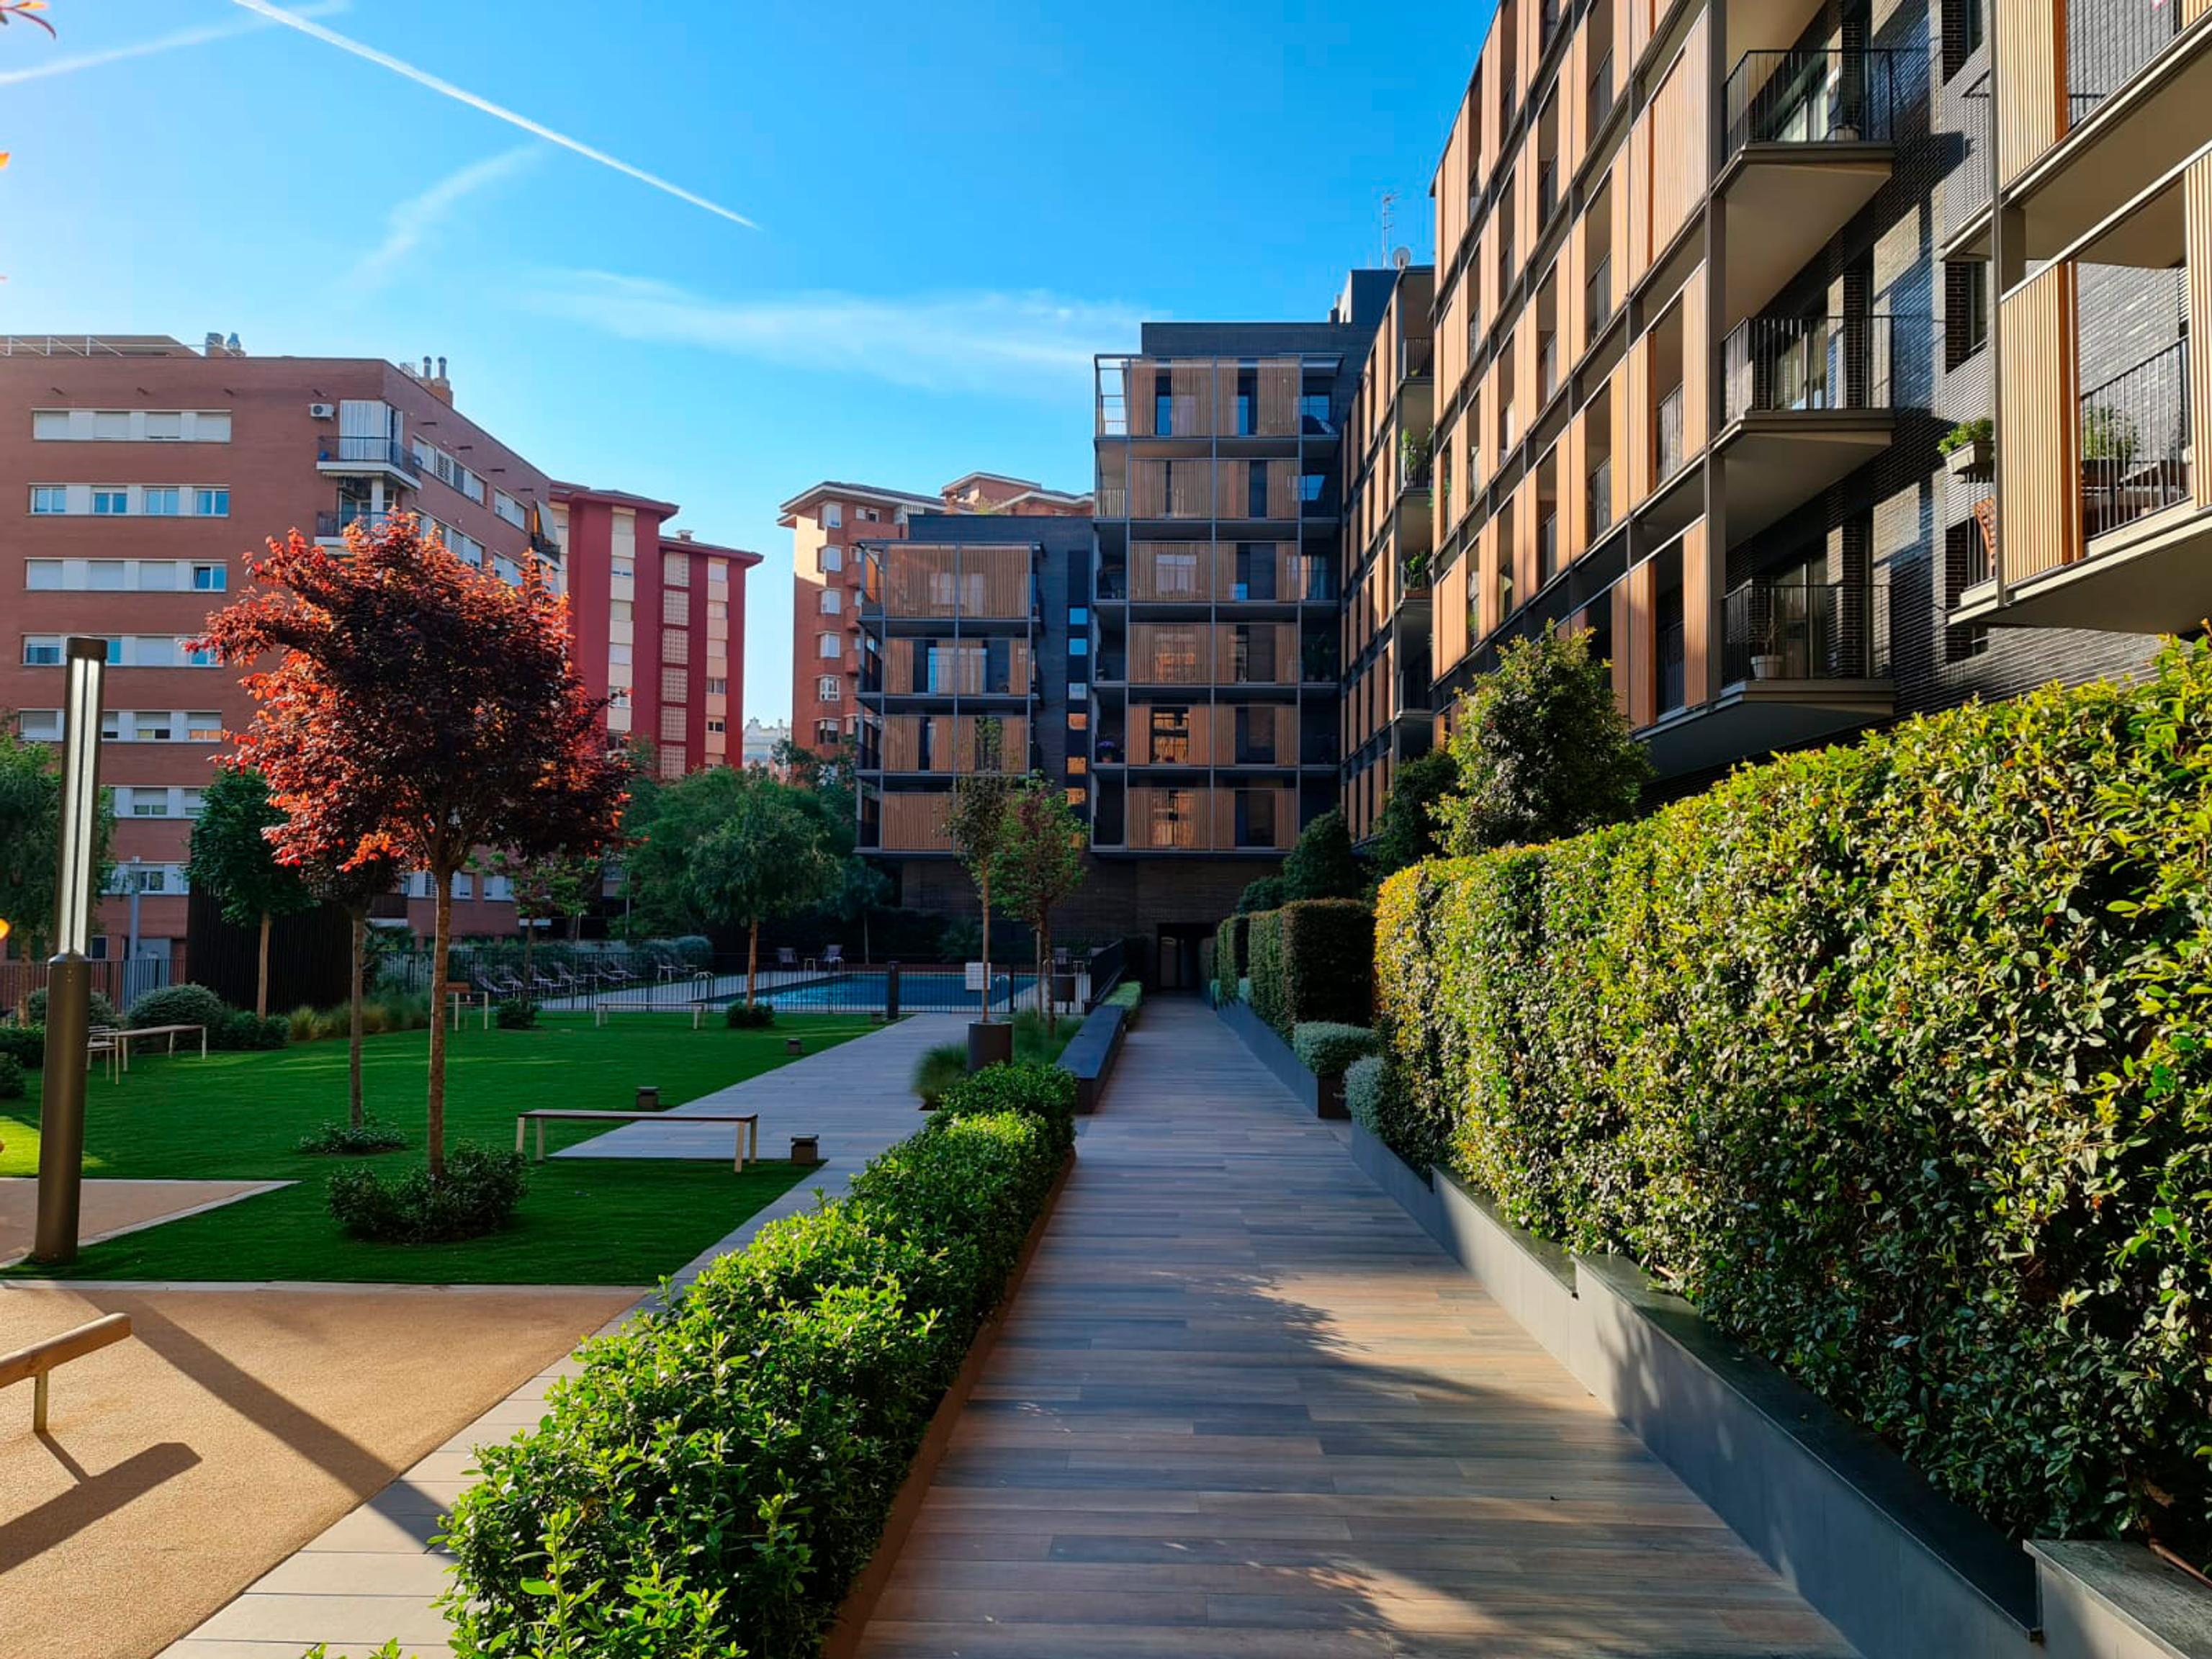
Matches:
[[188, 765, 313, 1016], [199, 516, 626, 1180], [682, 773, 837, 1006], [1437, 621, 1651, 855], [993, 778, 1087, 1032], [0, 720, 112, 960], [947, 717, 1017, 1021], [297, 845, 398, 1128]]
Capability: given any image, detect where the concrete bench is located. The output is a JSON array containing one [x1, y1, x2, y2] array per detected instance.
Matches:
[[2, 1312, 132, 1433], [515, 1109, 761, 1170], [592, 1002, 713, 1030], [1058, 1004, 1128, 1115]]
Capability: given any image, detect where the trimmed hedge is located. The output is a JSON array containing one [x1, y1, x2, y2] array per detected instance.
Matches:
[[439, 1065, 1073, 1657], [1240, 899, 1374, 1035], [1213, 914, 1248, 1004], [0, 1025, 43, 1070], [1375, 639, 2212, 1568], [26, 987, 120, 1030], [1343, 1053, 1398, 1138], [125, 982, 228, 1032], [0, 1053, 22, 1100], [216, 1010, 290, 1051], [1291, 1022, 1379, 1079], [1103, 980, 1141, 1022]]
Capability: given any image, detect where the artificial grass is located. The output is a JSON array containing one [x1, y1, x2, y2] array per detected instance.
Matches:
[[0, 1013, 871, 1285]]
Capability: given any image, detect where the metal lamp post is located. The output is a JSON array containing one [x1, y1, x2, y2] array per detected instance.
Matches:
[[33, 637, 108, 1265], [126, 855, 143, 965]]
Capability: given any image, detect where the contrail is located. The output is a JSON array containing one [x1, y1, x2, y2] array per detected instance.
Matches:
[[226, 0, 757, 230], [0, 0, 350, 87]]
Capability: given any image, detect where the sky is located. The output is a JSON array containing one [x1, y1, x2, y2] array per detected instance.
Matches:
[[1, 0, 1495, 721]]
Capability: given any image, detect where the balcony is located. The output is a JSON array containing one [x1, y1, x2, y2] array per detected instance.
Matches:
[[1655, 386, 1686, 483], [316, 435, 418, 483], [1642, 578, 1894, 777], [1587, 459, 1616, 541], [1714, 315, 1896, 541], [2002, 0, 2212, 259], [1586, 257, 1616, 338], [1591, 49, 1616, 127], [1716, 50, 1897, 328], [314, 508, 397, 541]]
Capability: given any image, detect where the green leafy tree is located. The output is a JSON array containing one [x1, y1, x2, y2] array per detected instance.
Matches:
[[682, 773, 839, 1005], [1370, 749, 1456, 878], [992, 779, 1088, 1031], [1236, 876, 1286, 914], [188, 766, 313, 1016], [1281, 808, 1364, 901], [0, 717, 112, 959], [620, 764, 750, 938], [1437, 622, 1650, 854], [495, 848, 601, 992], [947, 718, 1017, 1021]]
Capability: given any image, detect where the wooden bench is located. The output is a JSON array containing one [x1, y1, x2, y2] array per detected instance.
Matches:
[[515, 1109, 762, 1170], [2, 1313, 132, 1433]]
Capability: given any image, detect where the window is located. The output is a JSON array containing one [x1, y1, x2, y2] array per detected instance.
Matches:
[[186, 712, 222, 741], [192, 564, 226, 591], [1069, 606, 1089, 627], [135, 716, 172, 742], [612, 559, 634, 582], [31, 486, 66, 514], [819, 589, 842, 614], [494, 490, 526, 528], [659, 708, 686, 743], [88, 562, 127, 590], [819, 633, 842, 660], [196, 487, 229, 516], [92, 489, 128, 515], [26, 559, 61, 590], [1300, 392, 1334, 433], [818, 675, 842, 701], [706, 677, 728, 695], [823, 502, 842, 528], [857, 505, 881, 522], [183, 645, 217, 667], [32, 411, 69, 439], [17, 710, 61, 739], [144, 411, 183, 441], [821, 544, 843, 571], [816, 719, 841, 746], [1069, 635, 1089, 657], [706, 717, 726, 734], [1946, 261, 1990, 368], [1299, 473, 1327, 503]]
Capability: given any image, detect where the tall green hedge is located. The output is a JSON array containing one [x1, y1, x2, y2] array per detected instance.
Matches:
[[1375, 640, 2212, 1567], [1214, 913, 1249, 1004], [1238, 899, 1373, 1034]]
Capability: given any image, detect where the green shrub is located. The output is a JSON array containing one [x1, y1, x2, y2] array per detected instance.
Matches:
[[1213, 914, 1248, 1002], [724, 1001, 775, 1028], [930, 1060, 1076, 1142], [0, 1025, 43, 1070], [1244, 899, 1375, 1035], [329, 1143, 527, 1241], [912, 1040, 969, 1107], [125, 982, 228, 1031], [1292, 1021, 1379, 1079], [0, 1053, 23, 1100], [1377, 638, 2212, 1568], [1104, 980, 1141, 1020], [1235, 876, 1286, 915], [494, 999, 537, 1030], [26, 986, 120, 1030], [439, 1103, 1067, 1658], [1343, 1053, 1401, 1138], [286, 1003, 320, 1041], [297, 1117, 409, 1155], [214, 1010, 289, 1051], [672, 934, 714, 968], [1246, 909, 1285, 1030]]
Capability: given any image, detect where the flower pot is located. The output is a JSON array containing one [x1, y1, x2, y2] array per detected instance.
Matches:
[[967, 1020, 1014, 1072], [1945, 437, 1992, 480], [1750, 654, 1785, 681]]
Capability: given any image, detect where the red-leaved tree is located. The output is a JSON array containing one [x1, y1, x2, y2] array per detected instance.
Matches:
[[199, 516, 626, 1177]]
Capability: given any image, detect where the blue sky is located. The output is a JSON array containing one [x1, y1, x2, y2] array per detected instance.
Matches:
[[2, 0, 1493, 721]]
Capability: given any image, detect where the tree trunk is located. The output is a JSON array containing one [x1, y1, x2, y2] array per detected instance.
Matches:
[[256, 911, 272, 1017], [521, 907, 534, 1004], [428, 872, 452, 1182], [348, 910, 366, 1128], [746, 918, 759, 1007], [1042, 917, 1056, 1034], [980, 873, 992, 1022]]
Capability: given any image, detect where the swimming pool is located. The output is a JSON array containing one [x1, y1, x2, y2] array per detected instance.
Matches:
[[709, 969, 1036, 1013]]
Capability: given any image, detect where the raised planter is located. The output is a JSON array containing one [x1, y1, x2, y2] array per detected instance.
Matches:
[[1214, 997, 1321, 1116], [1058, 1003, 1127, 1115], [2031, 1541, 2212, 1659]]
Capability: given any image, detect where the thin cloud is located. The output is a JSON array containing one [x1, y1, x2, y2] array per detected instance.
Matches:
[[226, 0, 756, 230], [349, 145, 541, 293], [526, 271, 1143, 400], [0, 0, 351, 86]]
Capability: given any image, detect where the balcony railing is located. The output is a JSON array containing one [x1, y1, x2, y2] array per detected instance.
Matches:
[[318, 436, 418, 475], [1722, 578, 1889, 684], [1655, 385, 1686, 480], [1722, 315, 1894, 421], [1537, 158, 1560, 225], [1539, 0, 1563, 51], [1587, 460, 1614, 539], [1537, 511, 1560, 584], [1591, 49, 1617, 125], [2080, 340, 2193, 541], [1724, 49, 1898, 152], [1587, 256, 1614, 334], [315, 509, 396, 537], [2067, 0, 2185, 125]]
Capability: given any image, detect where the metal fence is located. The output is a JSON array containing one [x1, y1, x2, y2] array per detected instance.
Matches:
[[1724, 49, 1898, 152], [2067, 0, 2182, 125], [1, 956, 171, 1017], [2080, 339, 2193, 542], [1723, 315, 1894, 422], [1722, 579, 1891, 685]]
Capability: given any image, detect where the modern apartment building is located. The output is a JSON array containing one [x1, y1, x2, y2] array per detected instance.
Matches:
[[1419, 0, 2176, 792], [779, 474, 1089, 759], [1, 333, 752, 966]]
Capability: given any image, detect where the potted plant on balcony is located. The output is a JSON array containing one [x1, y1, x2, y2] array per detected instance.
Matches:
[[1939, 416, 1994, 480], [1750, 606, 1787, 682]]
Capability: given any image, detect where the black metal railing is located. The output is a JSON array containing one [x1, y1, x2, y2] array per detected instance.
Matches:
[[315, 508, 396, 537], [1537, 511, 1560, 583], [2080, 339, 2193, 541], [1588, 460, 1614, 539], [2067, 0, 2184, 125], [318, 436, 418, 475], [1538, 158, 1560, 224], [1587, 256, 1614, 333], [1722, 578, 1889, 684], [1724, 49, 1898, 152], [1656, 385, 1686, 480], [1658, 617, 1686, 713], [1723, 315, 1894, 421]]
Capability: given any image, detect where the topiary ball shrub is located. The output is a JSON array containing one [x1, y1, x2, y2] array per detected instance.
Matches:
[[329, 1143, 528, 1242], [0, 1053, 24, 1100], [725, 1002, 775, 1029], [494, 999, 537, 1030], [297, 1117, 410, 1155], [0, 1025, 44, 1070], [125, 982, 228, 1032], [27, 986, 120, 1030], [215, 1010, 289, 1051], [1292, 1022, 1380, 1079], [1343, 1054, 1406, 1142]]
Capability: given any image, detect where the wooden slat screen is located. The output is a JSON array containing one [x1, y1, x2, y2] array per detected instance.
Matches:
[[879, 791, 953, 852], [1995, 0, 2064, 184], [1437, 556, 1470, 671], [878, 544, 1031, 619], [2188, 152, 2212, 508], [1681, 518, 1709, 709], [1131, 460, 1215, 518], [887, 638, 914, 690], [1123, 359, 1160, 437], [1997, 262, 2081, 582], [1648, 21, 1708, 256], [1682, 264, 1709, 459], [1258, 359, 1302, 436], [1129, 623, 1213, 683], [1171, 361, 1218, 437]]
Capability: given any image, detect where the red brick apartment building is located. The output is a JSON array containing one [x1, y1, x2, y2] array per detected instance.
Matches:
[[781, 472, 1091, 755], [1, 333, 756, 971]]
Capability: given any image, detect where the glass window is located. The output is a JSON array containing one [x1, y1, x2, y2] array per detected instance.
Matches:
[[817, 675, 842, 701], [183, 645, 217, 667], [32, 411, 71, 439], [1069, 636, 1089, 656], [17, 710, 62, 740], [132, 793, 168, 817], [92, 489, 129, 515], [1299, 473, 1326, 503], [822, 503, 842, 528], [192, 564, 227, 591], [195, 487, 230, 516], [1068, 606, 1088, 626], [186, 712, 223, 741], [140, 562, 176, 590], [104, 638, 125, 664], [821, 544, 843, 571], [137, 717, 172, 742], [143, 487, 181, 516], [30, 486, 67, 514], [820, 589, 842, 614], [819, 633, 842, 660], [24, 639, 63, 665]]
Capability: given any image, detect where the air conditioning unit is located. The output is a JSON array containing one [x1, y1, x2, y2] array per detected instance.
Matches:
[[307, 402, 336, 420]]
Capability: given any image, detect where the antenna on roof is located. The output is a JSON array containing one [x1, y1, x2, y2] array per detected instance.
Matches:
[[1379, 190, 1397, 268], [1393, 246, 1412, 272]]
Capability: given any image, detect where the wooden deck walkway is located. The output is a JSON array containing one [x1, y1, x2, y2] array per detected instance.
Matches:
[[854, 997, 1856, 1658]]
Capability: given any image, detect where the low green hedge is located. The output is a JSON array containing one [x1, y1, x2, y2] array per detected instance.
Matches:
[[1291, 1022, 1379, 1079], [440, 1065, 1073, 1656], [1343, 1054, 1398, 1138], [0, 1053, 22, 1100], [25, 986, 120, 1030], [329, 1143, 527, 1242], [1375, 637, 2212, 1569], [725, 1000, 775, 1028], [0, 1025, 42, 1070], [1103, 980, 1141, 1021], [1241, 899, 1374, 1034]]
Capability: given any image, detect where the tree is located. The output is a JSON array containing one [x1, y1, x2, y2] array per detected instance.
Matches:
[[1280, 807, 1365, 902], [1235, 876, 1287, 915], [1437, 621, 1651, 855], [1370, 749, 1456, 878], [199, 516, 626, 1179], [946, 718, 1017, 1021], [495, 848, 601, 993], [619, 763, 750, 938], [297, 845, 398, 1129], [681, 773, 838, 1005], [0, 719, 112, 958], [187, 766, 313, 1016], [992, 779, 1087, 1031]]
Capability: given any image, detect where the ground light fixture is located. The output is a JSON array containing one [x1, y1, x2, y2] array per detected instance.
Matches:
[[32, 636, 108, 1264]]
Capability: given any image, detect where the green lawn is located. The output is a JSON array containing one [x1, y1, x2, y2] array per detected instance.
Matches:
[[2, 1013, 873, 1285]]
